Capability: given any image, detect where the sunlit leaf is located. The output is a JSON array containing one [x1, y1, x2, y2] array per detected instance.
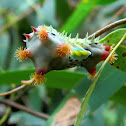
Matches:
[[60, 1, 94, 33], [60, 0, 117, 33], [99, 28, 126, 72]]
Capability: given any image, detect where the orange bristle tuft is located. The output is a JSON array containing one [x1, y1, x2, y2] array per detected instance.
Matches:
[[31, 73, 46, 85], [109, 52, 118, 64], [57, 43, 71, 57], [109, 45, 114, 52], [37, 27, 48, 42], [15, 47, 31, 62]]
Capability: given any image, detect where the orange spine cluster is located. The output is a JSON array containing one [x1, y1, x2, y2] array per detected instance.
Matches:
[[56, 43, 71, 57], [37, 27, 48, 42], [31, 73, 46, 85], [109, 53, 118, 64], [15, 47, 31, 62]]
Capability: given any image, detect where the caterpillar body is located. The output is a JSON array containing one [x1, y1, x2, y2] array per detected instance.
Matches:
[[15, 25, 116, 85]]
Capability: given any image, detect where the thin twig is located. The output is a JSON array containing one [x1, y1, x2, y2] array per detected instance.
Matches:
[[88, 18, 126, 39], [0, 99, 49, 120], [0, 85, 26, 96]]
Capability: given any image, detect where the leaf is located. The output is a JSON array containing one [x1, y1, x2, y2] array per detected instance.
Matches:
[[45, 64, 126, 126], [110, 86, 126, 107], [81, 106, 105, 126], [104, 103, 126, 126], [99, 28, 126, 72], [56, 0, 72, 22], [60, 1, 94, 33], [0, 69, 85, 90], [88, 65, 126, 112], [74, 34, 126, 126], [28, 86, 43, 111], [1, 0, 24, 8], [10, 112, 46, 126], [60, 0, 117, 33], [99, 28, 126, 45], [113, 46, 126, 72], [94, 0, 117, 5]]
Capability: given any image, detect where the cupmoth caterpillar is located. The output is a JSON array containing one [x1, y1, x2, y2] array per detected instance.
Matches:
[[15, 25, 116, 85]]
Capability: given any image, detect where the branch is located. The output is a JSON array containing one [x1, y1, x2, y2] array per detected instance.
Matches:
[[88, 18, 126, 39], [0, 99, 49, 120], [0, 85, 26, 97]]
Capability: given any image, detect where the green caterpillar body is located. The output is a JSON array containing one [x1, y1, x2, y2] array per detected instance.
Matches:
[[15, 25, 114, 85]]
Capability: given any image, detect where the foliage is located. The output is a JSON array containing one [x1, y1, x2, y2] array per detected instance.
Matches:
[[0, 0, 126, 126]]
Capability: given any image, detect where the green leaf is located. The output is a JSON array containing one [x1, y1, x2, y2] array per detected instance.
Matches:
[[75, 34, 126, 126], [81, 106, 105, 126], [0, 69, 85, 90], [94, 0, 117, 5], [113, 46, 126, 72], [28, 86, 43, 111], [10, 112, 45, 126], [99, 28, 126, 72], [56, 0, 72, 22], [110, 86, 126, 107], [99, 28, 126, 45], [60, 1, 94, 33], [88, 65, 126, 111], [60, 0, 117, 33], [45, 64, 126, 126]]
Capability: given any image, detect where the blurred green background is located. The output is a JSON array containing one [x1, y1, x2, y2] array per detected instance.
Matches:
[[0, 0, 126, 126]]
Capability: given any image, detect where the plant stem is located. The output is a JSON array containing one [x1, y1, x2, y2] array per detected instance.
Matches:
[[0, 85, 15, 125], [0, 99, 49, 120], [0, 85, 26, 96], [0, 107, 11, 125], [88, 18, 126, 39], [74, 33, 126, 126]]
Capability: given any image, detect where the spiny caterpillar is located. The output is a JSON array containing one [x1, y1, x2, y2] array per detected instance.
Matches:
[[15, 25, 117, 85]]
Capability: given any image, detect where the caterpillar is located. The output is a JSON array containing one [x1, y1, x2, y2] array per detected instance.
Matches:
[[15, 25, 117, 85]]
